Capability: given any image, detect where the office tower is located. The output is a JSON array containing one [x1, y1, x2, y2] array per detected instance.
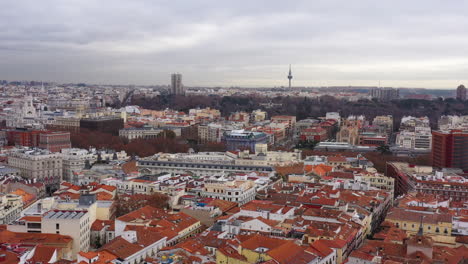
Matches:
[[456, 84, 466, 101], [171, 73, 184, 95], [432, 130, 468, 171]]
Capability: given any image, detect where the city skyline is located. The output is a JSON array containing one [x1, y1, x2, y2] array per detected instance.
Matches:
[[1, 1, 468, 89]]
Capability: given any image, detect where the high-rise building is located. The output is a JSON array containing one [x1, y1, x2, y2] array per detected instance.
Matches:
[[432, 129, 468, 171], [370, 87, 399, 101], [171, 73, 184, 95], [456, 84, 467, 101]]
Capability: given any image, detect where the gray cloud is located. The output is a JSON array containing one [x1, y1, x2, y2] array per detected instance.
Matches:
[[0, 0, 467, 88]]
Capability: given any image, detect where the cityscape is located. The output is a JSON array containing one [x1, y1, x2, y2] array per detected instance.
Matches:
[[1, 1, 468, 264]]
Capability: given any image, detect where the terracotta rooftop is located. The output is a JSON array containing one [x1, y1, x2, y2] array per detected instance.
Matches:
[[386, 208, 452, 224], [0, 229, 72, 246], [100, 237, 143, 259]]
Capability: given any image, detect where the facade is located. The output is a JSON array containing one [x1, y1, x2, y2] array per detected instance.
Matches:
[[137, 158, 273, 177], [301, 127, 328, 142], [395, 128, 432, 150], [395, 116, 432, 151], [201, 179, 256, 205], [370, 87, 399, 101], [251, 109, 267, 122], [80, 116, 124, 135], [372, 115, 393, 135], [60, 148, 93, 183], [386, 162, 467, 201], [119, 127, 163, 141], [0, 193, 22, 224], [8, 149, 63, 190], [356, 173, 395, 195], [271, 115, 296, 135], [432, 129, 468, 171], [171, 73, 184, 95], [223, 130, 268, 153], [38, 131, 72, 152], [6, 129, 71, 152], [456, 84, 467, 101], [42, 210, 91, 256], [386, 208, 452, 237], [358, 132, 387, 146], [198, 123, 223, 144], [48, 116, 81, 132], [337, 126, 359, 145]]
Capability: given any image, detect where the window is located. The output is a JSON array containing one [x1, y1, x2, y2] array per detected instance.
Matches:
[[56, 223, 60, 229]]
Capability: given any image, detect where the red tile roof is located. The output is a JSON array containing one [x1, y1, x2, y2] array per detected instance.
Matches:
[[100, 237, 143, 259]]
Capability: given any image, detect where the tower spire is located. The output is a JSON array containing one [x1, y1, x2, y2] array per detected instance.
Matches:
[[287, 64, 293, 89]]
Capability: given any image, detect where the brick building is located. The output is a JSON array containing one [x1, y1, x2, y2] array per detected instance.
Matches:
[[39, 131, 72, 152], [6, 129, 71, 152], [432, 129, 468, 171]]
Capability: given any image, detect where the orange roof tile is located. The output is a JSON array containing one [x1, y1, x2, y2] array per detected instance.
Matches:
[[100, 237, 143, 259]]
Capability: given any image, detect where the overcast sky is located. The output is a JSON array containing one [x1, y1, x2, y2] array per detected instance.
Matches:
[[1, 0, 467, 88]]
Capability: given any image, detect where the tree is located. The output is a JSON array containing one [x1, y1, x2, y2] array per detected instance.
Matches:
[[376, 144, 391, 155], [157, 130, 176, 140], [295, 140, 319, 150]]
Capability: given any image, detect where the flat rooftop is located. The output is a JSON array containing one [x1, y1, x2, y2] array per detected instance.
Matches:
[[43, 210, 87, 220]]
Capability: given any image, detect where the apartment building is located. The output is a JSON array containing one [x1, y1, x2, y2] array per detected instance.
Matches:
[[198, 123, 223, 144]]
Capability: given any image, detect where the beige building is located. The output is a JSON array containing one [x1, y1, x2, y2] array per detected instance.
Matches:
[[201, 179, 256, 205], [356, 172, 395, 197], [337, 126, 359, 145], [251, 109, 267, 122], [0, 193, 23, 224], [373, 115, 393, 134], [8, 149, 63, 188], [49, 116, 81, 131], [42, 209, 91, 256], [198, 124, 223, 144], [386, 208, 453, 239]]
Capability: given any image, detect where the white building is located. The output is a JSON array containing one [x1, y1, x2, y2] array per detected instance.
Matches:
[[395, 116, 432, 150], [60, 148, 93, 183], [0, 193, 23, 224], [119, 127, 163, 141], [42, 210, 91, 256], [8, 148, 63, 189]]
